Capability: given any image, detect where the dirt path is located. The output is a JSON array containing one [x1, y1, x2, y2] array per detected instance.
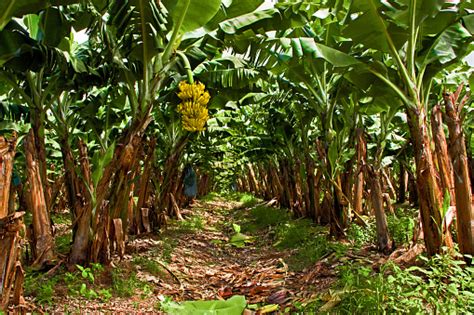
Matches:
[[143, 197, 336, 308], [36, 196, 337, 314]]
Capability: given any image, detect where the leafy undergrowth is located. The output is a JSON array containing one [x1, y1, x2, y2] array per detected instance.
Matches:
[[334, 250, 474, 313], [21, 194, 474, 314]]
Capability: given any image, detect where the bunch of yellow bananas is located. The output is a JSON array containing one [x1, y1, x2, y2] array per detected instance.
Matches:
[[177, 81, 210, 132]]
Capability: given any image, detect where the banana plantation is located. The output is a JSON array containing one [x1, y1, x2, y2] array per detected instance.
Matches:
[[1, 0, 474, 313]]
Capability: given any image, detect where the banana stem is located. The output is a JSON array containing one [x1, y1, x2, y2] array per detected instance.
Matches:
[[177, 51, 194, 84]]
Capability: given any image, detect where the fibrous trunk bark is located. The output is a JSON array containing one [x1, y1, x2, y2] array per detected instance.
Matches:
[[0, 212, 25, 311], [406, 105, 443, 256], [443, 89, 474, 258], [367, 167, 393, 253], [31, 111, 51, 211], [133, 139, 156, 234], [0, 135, 16, 218], [431, 104, 456, 205], [68, 140, 93, 265], [397, 163, 407, 204], [354, 129, 366, 215], [25, 129, 56, 267], [90, 117, 152, 264]]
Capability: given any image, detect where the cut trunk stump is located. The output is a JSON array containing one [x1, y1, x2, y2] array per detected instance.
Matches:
[[0, 212, 25, 311]]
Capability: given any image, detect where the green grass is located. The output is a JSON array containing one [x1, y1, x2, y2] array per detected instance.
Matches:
[[175, 215, 204, 232], [55, 233, 71, 255], [51, 212, 72, 225], [132, 256, 167, 278], [240, 204, 346, 271], [24, 267, 61, 305], [200, 192, 221, 202], [200, 191, 260, 208], [111, 268, 148, 298]]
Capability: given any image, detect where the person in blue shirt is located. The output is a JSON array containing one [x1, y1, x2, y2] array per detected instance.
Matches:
[[183, 164, 197, 206]]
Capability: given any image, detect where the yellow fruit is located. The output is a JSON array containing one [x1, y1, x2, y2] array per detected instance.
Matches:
[[176, 81, 210, 132]]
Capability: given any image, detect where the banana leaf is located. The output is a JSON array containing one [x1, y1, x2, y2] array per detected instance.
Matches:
[[161, 295, 247, 315]]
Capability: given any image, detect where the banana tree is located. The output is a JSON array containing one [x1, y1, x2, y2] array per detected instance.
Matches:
[[0, 8, 78, 267], [263, 0, 473, 256], [340, 0, 473, 256]]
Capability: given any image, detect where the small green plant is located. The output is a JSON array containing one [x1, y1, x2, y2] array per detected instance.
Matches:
[[242, 206, 289, 232], [238, 193, 259, 208], [33, 278, 57, 305], [76, 265, 95, 284], [157, 237, 178, 263], [64, 263, 110, 301], [176, 215, 204, 232], [335, 249, 474, 313], [229, 223, 253, 247], [111, 268, 144, 297], [274, 219, 320, 249], [346, 222, 376, 248], [387, 210, 415, 246], [24, 268, 60, 305], [55, 234, 72, 255]]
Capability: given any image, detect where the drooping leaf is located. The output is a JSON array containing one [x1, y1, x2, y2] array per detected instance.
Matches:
[[0, 0, 81, 30], [163, 0, 221, 34]]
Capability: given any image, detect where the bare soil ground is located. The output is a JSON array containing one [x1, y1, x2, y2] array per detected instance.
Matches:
[[22, 197, 351, 314]]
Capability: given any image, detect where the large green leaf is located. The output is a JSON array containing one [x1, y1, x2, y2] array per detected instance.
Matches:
[[205, 0, 265, 30], [0, 0, 80, 30], [418, 22, 472, 67], [161, 295, 247, 315], [344, 1, 391, 52], [220, 8, 269, 33], [274, 38, 361, 67], [108, 0, 168, 64], [163, 0, 221, 34], [39, 8, 71, 47]]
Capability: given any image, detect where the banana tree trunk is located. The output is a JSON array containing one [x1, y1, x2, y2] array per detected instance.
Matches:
[[270, 161, 284, 204], [90, 117, 152, 264], [367, 166, 393, 253], [158, 135, 188, 219], [0, 135, 24, 311], [305, 157, 317, 220], [467, 138, 474, 192], [406, 106, 443, 256], [0, 212, 25, 311], [382, 168, 396, 202], [257, 164, 272, 200], [407, 168, 418, 206], [443, 90, 474, 257], [294, 159, 306, 216], [25, 129, 56, 268], [247, 163, 260, 196], [398, 163, 407, 204], [68, 141, 93, 265], [133, 139, 156, 234], [330, 183, 345, 237], [31, 111, 51, 211], [0, 135, 16, 218], [353, 129, 366, 214], [280, 160, 294, 211], [431, 105, 456, 205]]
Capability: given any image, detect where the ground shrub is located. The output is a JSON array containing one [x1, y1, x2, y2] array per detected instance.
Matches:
[[335, 250, 474, 313], [248, 205, 289, 230], [387, 208, 416, 246]]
